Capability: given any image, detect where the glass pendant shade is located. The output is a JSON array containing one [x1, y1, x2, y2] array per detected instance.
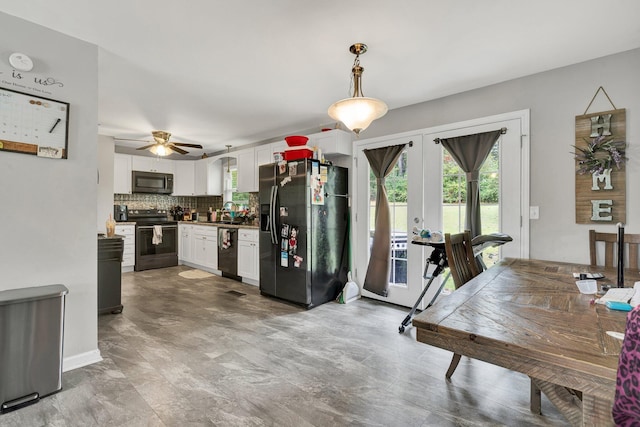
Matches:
[[150, 144, 171, 156], [328, 96, 388, 135], [328, 43, 387, 135]]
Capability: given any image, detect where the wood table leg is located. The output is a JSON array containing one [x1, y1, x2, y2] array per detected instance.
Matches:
[[530, 377, 541, 415], [531, 378, 582, 427], [582, 393, 614, 427]]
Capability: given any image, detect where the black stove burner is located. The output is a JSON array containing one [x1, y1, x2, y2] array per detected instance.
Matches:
[[128, 209, 172, 225]]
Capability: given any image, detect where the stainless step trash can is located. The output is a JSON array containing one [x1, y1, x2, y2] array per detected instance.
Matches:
[[0, 284, 69, 413]]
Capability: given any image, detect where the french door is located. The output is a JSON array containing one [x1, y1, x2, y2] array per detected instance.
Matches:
[[353, 110, 529, 308], [354, 135, 425, 307]]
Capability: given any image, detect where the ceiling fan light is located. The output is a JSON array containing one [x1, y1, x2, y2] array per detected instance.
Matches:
[[328, 96, 388, 135], [150, 144, 172, 156]]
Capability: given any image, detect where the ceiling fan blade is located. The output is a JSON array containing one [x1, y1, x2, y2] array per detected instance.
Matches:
[[172, 142, 203, 149], [168, 145, 188, 155], [116, 137, 152, 143], [136, 144, 157, 150]]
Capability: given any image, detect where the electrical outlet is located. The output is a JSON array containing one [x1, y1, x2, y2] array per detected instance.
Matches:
[[530, 206, 540, 220]]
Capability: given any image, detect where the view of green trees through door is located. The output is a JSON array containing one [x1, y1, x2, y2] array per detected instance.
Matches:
[[442, 142, 501, 267], [368, 143, 500, 288], [369, 150, 409, 287]]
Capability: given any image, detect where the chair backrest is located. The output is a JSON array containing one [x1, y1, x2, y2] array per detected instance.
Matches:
[[445, 230, 481, 289], [589, 229, 640, 270]]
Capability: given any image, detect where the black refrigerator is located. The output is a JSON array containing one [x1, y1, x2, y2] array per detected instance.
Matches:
[[259, 160, 349, 308]]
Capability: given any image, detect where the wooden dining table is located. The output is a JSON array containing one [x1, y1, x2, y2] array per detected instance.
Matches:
[[412, 258, 638, 427]]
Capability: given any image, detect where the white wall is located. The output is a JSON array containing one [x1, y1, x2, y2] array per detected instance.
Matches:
[[97, 135, 115, 232], [361, 48, 640, 264], [0, 13, 100, 369]]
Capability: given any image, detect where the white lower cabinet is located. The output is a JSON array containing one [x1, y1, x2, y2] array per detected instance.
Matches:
[[237, 228, 259, 284], [179, 224, 193, 263], [179, 224, 257, 280], [192, 225, 218, 271], [115, 224, 135, 271]]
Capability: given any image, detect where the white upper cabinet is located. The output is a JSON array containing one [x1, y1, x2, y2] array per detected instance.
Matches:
[[173, 160, 195, 196], [256, 141, 287, 166], [131, 156, 175, 173], [195, 158, 222, 196], [255, 144, 274, 166], [271, 139, 288, 153], [113, 153, 132, 194], [307, 129, 353, 156], [236, 148, 256, 192]]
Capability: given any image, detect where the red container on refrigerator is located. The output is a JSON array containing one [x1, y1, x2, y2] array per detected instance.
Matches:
[[283, 147, 313, 161]]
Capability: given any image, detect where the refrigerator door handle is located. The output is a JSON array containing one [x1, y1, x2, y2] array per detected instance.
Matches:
[[269, 185, 278, 245]]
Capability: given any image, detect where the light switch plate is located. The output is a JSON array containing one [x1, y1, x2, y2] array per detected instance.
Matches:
[[530, 206, 540, 220]]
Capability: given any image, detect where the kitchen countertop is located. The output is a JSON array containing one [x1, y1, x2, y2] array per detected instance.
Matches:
[[178, 221, 259, 229], [114, 221, 259, 229], [98, 233, 125, 240]]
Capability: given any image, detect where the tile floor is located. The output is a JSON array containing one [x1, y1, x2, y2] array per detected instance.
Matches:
[[1, 266, 568, 426]]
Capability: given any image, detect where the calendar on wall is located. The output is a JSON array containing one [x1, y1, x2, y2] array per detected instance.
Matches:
[[0, 86, 69, 159]]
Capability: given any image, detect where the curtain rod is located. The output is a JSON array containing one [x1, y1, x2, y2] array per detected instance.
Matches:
[[434, 127, 507, 144]]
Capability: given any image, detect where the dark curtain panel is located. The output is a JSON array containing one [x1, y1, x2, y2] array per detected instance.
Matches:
[[439, 130, 502, 237], [363, 143, 406, 296]]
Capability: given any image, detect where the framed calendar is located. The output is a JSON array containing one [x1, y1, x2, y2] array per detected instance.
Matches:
[[0, 87, 69, 159]]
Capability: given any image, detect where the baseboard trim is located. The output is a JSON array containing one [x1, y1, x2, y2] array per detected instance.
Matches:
[[63, 349, 103, 372]]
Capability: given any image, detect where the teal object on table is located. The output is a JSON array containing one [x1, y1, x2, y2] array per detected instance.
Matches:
[[606, 301, 633, 311]]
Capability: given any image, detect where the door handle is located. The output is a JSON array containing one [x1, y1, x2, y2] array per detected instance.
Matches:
[[269, 185, 278, 245]]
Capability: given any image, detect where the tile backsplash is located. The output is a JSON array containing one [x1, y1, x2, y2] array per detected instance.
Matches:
[[113, 193, 258, 215]]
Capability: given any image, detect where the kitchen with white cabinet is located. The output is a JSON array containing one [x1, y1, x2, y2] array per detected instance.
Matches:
[[109, 128, 352, 288]]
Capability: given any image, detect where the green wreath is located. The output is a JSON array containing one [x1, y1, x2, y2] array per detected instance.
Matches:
[[573, 135, 627, 175]]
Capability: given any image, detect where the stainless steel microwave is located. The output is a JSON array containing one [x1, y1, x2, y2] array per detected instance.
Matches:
[[132, 171, 173, 194]]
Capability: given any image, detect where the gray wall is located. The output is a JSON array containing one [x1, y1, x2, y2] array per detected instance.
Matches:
[[361, 48, 640, 264], [0, 13, 99, 368], [98, 135, 115, 232]]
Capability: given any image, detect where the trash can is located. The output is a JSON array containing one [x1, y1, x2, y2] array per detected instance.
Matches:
[[0, 284, 68, 413], [98, 235, 124, 314]]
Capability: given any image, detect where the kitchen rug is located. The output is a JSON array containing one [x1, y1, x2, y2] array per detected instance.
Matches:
[[178, 269, 214, 279]]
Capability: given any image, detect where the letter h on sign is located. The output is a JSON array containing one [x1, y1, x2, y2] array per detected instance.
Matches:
[[590, 114, 612, 137]]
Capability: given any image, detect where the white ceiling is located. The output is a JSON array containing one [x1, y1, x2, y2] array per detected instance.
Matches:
[[2, 1, 640, 157]]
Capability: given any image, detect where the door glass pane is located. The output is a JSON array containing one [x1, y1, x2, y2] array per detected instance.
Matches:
[[369, 150, 408, 287], [442, 142, 500, 267]]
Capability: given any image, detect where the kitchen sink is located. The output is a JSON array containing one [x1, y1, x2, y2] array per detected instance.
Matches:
[[212, 220, 244, 225]]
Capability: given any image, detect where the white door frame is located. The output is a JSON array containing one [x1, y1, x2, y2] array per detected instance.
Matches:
[[351, 109, 530, 307]]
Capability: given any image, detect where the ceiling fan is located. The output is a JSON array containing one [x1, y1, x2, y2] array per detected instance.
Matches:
[[120, 130, 204, 156]]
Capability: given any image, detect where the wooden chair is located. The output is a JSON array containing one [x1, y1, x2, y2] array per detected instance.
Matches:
[[444, 230, 543, 414], [589, 229, 640, 269], [443, 230, 480, 379]]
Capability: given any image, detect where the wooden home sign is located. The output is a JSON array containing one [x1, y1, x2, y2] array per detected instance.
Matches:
[[575, 108, 626, 224]]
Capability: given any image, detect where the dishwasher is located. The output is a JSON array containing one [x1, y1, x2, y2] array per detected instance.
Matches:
[[218, 228, 239, 280]]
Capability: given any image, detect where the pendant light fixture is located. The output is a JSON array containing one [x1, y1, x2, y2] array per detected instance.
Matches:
[[224, 145, 232, 191], [328, 43, 388, 136]]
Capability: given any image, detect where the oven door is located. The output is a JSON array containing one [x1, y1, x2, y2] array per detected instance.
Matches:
[[135, 224, 178, 271]]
